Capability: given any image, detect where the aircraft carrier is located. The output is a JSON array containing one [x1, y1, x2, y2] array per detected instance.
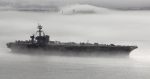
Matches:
[[6, 25, 138, 56]]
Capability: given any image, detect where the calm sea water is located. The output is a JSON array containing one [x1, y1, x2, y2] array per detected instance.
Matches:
[[1, 10, 150, 79], [0, 46, 150, 79]]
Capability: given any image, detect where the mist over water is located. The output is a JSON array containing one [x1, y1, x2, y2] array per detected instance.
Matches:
[[1, 7, 150, 79]]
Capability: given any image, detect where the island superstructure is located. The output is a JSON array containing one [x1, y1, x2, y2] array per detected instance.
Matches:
[[7, 25, 138, 56]]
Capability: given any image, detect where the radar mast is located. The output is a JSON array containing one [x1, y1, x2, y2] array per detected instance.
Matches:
[[37, 24, 42, 36]]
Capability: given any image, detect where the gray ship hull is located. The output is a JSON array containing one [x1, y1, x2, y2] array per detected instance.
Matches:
[[7, 43, 137, 56]]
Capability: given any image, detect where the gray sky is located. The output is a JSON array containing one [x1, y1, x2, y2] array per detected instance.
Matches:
[[1, 0, 150, 10]]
